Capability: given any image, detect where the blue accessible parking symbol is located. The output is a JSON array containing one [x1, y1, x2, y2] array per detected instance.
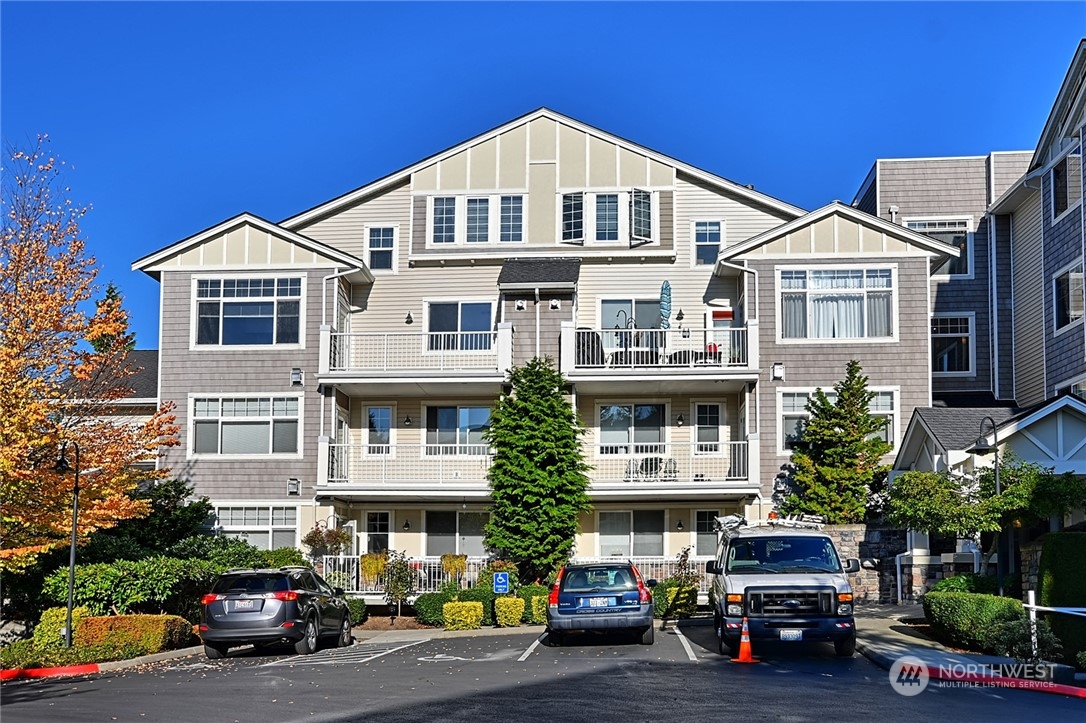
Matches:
[[493, 571, 510, 594]]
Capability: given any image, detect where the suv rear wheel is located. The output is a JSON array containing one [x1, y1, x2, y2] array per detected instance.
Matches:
[[294, 617, 317, 655], [204, 643, 228, 660]]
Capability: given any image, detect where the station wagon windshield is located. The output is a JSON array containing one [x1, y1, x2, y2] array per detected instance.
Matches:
[[725, 536, 842, 573]]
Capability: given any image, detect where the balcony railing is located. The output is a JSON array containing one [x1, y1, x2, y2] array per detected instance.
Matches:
[[324, 327, 511, 373], [564, 324, 755, 371], [320, 555, 713, 596], [321, 441, 749, 486]]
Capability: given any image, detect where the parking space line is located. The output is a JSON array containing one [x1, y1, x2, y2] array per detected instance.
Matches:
[[672, 626, 698, 662], [518, 634, 544, 662], [262, 639, 427, 667]]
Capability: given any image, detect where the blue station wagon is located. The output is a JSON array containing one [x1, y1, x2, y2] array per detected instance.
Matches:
[[546, 562, 657, 645]]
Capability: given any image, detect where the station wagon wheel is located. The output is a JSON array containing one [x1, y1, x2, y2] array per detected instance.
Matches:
[[294, 617, 317, 655], [338, 614, 353, 647]]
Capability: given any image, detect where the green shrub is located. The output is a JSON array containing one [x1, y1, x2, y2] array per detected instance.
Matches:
[[922, 591, 1023, 652], [930, 573, 999, 595], [345, 597, 367, 625], [263, 547, 310, 568], [166, 536, 268, 570], [516, 585, 550, 623], [1039, 532, 1086, 666], [479, 560, 519, 590], [530, 596, 548, 625], [494, 597, 525, 627], [413, 592, 454, 626], [75, 615, 194, 654], [1076, 650, 1086, 672], [443, 602, 484, 631], [986, 617, 1063, 663], [33, 606, 91, 651], [1, 638, 148, 670], [458, 584, 496, 625], [652, 581, 697, 619]]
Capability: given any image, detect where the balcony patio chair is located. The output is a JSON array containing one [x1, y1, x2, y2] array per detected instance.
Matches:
[[639, 457, 663, 481], [576, 328, 605, 366]]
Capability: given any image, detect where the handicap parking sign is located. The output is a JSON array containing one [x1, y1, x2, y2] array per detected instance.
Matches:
[[493, 571, 510, 594]]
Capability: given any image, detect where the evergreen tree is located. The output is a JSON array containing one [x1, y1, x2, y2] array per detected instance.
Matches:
[[779, 360, 891, 523], [484, 357, 591, 583]]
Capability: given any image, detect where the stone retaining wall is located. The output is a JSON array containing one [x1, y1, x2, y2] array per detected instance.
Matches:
[[824, 524, 907, 604]]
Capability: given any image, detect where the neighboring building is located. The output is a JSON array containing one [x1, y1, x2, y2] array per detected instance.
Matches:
[[133, 108, 957, 595]]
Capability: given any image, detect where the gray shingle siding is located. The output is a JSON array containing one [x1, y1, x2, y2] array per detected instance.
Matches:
[[1041, 177, 1086, 396]]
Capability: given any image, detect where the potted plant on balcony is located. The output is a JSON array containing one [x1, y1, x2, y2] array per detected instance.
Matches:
[[301, 521, 353, 563]]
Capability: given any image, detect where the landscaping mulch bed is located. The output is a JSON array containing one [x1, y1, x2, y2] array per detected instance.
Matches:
[[356, 616, 434, 632]]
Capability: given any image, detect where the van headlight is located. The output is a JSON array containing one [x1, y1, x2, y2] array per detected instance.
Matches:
[[837, 593, 853, 616], [726, 594, 743, 616], [726, 604, 743, 616], [838, 603, 852, 615]]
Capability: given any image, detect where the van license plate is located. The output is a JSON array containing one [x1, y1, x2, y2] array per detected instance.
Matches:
[[779, 629, 803, 641]]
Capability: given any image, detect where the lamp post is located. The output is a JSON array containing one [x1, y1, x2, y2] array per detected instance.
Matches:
[[966, 416, 1003, 597], [54, 442, 80, 648]]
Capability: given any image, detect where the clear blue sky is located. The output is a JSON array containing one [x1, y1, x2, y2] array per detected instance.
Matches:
[[3, 2, 1084, 348]]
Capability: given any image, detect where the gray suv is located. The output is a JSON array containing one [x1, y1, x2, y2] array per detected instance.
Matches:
[[198, 567, 352, 658]]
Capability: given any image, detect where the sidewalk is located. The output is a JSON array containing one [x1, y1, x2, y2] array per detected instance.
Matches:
[[854, 604, 1085, 698]]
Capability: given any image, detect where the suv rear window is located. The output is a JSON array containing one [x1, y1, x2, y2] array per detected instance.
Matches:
[[561, 566, 637, 593], [212, 573, 290, 594]]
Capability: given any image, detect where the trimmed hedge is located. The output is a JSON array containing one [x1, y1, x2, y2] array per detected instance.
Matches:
[[529, 596, 548, 625], [33, 606, 92, 651], [413, 592, 454, 626], [457, 585, 496, 625], [1038, 532, 1086, 666], [930, 573, 999, 595], [345, 597, 368, 625], [652, 582, 698, 620], [1, 638, 148, 670], [443, 602, 483, 631], [922, 591, 1023, 652], [516, 585, 550, 623], [494, 597, 525, 627], [76, 615, 194, 655]]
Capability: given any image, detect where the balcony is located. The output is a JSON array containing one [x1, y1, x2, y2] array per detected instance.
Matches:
[[317, 441, 755, 495], [319, 325, 513, 379]]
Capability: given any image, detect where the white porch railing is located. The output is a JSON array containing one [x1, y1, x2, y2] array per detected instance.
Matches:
[[570, 327, 749, 369], [571, 556, 714, 594], [321, 441, 749, 486], [326, 329, 507, 372]]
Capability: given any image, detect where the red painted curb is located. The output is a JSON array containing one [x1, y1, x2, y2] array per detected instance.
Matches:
[[1, 663, 100, 681], [927, 665, 1086, 698]]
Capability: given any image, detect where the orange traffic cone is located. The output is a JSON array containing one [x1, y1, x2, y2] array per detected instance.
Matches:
[[730, 617, 759, 664]]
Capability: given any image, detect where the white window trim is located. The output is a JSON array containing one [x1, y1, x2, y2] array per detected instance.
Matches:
[[364, 224, 398, 274], [1050, 143, 1083, 225], [593, 398, 671, 457], [775, 386, 899, 456], [363, 403, 397, 458], [1058, 371, 1086, 400], [423, 297, 495, 354], [422, 509, 490, 556], [690, 219, 726, 269], [212, 501, 300, 550], [189, 274, 307, 351], [775, 263, 900, 345], [363, 510, 391, 554], [187, 392, 304, 461], [694, 509, 720, 556], [425, 194, 527, 248], [421, 402, 492, 458], [690, 399, 726, 456], [903, 215, 974, 280], [1052, 257, 1085, 336], [556, 189, 659, 246], [595, 509, 666, 557], [931, 311, 977, 378]]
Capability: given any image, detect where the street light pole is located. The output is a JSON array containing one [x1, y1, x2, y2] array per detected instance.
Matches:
[[967, 416, 1003, 597], [54, 442, 80, 648]]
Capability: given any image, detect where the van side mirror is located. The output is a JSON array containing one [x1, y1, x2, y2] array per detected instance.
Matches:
[[705, 561, 722, 575], [843, 558, 860, 574]]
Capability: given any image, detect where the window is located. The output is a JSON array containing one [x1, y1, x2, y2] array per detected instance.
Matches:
[[428, 301, 493, 351], [216, 506, 296, 550], [466, 198, 489, 243], [368, 227, 394, 270], [196, 277, 301, 346], [696, 510, 718, 556], [366, 512, 389, 553], [599, 510, 664, 557], [931, 315, 974, 374], [432, 197, 456, 244], [694, 221, 722, 266], [779, 267, 894, 341], [601, 298, 662, 351], [906, 219, 971, 277], [193, 396, 300, 456], [500, 196, 523, 242], [694, 403, 722, 453], [599, 403, 664, 455], [779, 389, 896, 453], [366, 406, 391, 455], [1051, 144, 1082, 220], [1070, 381, 1086, 401], [561, 190, 654, 245], [425, 405, 490, 455], [1055, 261, 1084, 331], [425, 511, 488, 556]]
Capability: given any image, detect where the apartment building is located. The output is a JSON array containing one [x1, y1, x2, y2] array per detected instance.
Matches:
[[133, 108, 957, 592]]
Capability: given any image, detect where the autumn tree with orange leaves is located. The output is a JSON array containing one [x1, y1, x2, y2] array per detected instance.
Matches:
[[0, 136, 178, 572]]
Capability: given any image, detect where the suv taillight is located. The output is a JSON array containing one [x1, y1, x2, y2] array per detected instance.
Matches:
[[549, 568, 564, 608], [631, 566, 651, 603], [201, 594, 221, 605], [272, 591, 298, 602]]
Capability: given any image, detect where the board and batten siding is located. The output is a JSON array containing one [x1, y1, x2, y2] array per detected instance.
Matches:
[[156, 267, 328, 501], [1011, 191, 1047, 406]]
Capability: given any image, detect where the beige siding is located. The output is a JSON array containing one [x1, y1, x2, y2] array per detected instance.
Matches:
[[558, 124, 587, 188], [351, 264, 503, 329], [498, 125, 528, 189], [296, 180, 412, 263], [529, 163, 557, 243], [468, 138, 498, 190], [529, 117, 557, 161], [1012, 192, 1046, 405]]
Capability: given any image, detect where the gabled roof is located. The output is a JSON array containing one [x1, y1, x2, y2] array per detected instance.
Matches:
[[132, 212, 372, 282], [912, 406, 1022, 455], [717, 201, 961, 262], [1030, 39, 1086, 173], [497, 257, 581, 290], [280, 107, 806, 229]]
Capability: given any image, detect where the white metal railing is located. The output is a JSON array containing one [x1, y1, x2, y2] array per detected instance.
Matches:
[[329, 330, 500, 372], [572, 556, 713, 594], [572, 327, 748, 369], [323, 441, 749, 486]]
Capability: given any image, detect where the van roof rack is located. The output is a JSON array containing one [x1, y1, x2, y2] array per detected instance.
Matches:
[[758, 513, 826, 530]]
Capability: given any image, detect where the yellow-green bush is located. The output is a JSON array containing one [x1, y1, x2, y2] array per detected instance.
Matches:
[[494, 597, 525, 627], [443, 601, 484, 631], [530, 596, 548, 625], [653, 584, 698, 619], [76, 615, 194, 655], [33, 606, 92, 651]]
